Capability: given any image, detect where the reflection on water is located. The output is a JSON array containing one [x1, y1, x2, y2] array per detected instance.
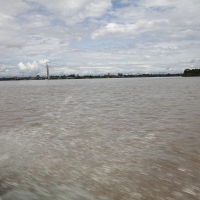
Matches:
[[0, 77, 200, 199]]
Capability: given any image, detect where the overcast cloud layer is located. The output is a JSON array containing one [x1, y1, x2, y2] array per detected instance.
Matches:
[[0, 0, 200, 77]]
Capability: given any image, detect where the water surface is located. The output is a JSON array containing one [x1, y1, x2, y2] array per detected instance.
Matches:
[[0, 77, 200, 199]]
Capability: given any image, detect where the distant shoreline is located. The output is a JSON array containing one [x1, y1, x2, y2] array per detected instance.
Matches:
[[0, 73, 183, 81]]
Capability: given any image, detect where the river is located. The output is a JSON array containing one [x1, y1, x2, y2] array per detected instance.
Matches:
[[0, 77, 199, 199]]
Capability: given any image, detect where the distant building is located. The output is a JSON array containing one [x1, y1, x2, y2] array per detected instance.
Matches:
[[105, 73, 116, 78]]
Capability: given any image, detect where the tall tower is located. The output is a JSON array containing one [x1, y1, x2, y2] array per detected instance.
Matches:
[[46, 62, 50, 80]]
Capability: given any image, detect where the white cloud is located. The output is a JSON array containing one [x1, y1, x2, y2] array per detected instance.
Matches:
[[39, 59, 49, 65], [0, 64, 9, 73], [18, 61, 40, 76], [142, 0, 200, 8], [31, 0, 112, 24], [0, 0, 30, 15], [0, 0, 200, 76], [91, 20, 169, 39]]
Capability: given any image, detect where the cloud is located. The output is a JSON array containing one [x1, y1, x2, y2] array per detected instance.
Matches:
[[30, 0, 112, 24], [190, 59, 196, 63], [190, 59, 200, 69], [39, 59, 49, 65], [0, 0, 200, 76], [4, 40, 26, 49], [0, 64, 19, 77], [0, 0, 30, 15], [91, 20, 169, 39], [18, 61, 40, 76], [0, 64, 9, 73]]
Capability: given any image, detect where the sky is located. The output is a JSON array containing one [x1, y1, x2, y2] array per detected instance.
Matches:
[[0, 0, 200, 77]]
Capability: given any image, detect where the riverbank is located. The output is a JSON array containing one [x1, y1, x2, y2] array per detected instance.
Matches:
[[0, 73, 182, 81]]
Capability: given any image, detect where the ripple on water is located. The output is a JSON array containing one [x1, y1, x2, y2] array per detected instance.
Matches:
[[0, 78, 200, 199]]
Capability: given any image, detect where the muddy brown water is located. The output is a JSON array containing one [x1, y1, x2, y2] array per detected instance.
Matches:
[[0, 77, 200, 199]]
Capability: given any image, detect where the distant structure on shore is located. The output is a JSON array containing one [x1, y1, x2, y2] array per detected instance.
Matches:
[[46, 62, 50, 80], [105, 73, 116, 78]]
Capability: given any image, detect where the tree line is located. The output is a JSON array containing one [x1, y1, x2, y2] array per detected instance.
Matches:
[[183, 69, 200, 76]]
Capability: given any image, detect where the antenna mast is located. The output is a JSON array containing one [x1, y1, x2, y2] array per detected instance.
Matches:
[[46, 62, 50, 80]]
